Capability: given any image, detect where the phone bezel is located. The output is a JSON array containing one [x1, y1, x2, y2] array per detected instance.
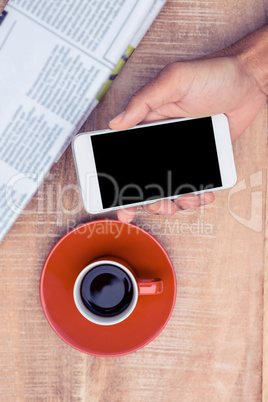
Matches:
[[72, 114, 237, 213]]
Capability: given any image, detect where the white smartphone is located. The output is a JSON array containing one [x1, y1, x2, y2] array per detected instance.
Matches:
[[72, 114, 237, 213]]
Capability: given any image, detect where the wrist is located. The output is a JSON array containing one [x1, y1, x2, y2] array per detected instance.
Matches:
[[205, 25, 268, 98], [224, 26, 268, 97], [237, 26, 268, 98]]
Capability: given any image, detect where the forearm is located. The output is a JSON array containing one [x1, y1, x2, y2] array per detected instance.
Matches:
[[0, 0, 9, 13]]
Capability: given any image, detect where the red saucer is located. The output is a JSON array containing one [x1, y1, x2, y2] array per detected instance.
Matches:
[[40, 220, 176, 356]]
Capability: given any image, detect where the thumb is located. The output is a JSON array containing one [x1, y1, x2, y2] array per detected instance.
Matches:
[[109, 62, 184, 130], [109, 91, 151, 130], [109, 72, 168, 130]]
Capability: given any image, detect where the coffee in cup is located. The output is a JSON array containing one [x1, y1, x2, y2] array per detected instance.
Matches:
[[73, 258, 163, 326]]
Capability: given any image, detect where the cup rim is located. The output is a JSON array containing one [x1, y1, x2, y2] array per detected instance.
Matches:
[[73, 259, 139, 326]]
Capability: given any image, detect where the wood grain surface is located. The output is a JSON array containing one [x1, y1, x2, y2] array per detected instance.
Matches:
[[0, 0, 268, 400]]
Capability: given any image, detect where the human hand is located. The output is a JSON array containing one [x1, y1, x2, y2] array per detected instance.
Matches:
[[109, 30, 267, 223], [0, 1, 9, 13]]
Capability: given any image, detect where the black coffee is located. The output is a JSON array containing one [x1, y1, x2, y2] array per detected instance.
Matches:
[[81, 264, 134, 317]]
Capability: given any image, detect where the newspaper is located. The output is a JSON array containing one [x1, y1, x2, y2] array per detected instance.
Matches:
[[0, 0, 167, 242]]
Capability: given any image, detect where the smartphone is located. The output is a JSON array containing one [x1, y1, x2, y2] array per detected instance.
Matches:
[[72, 114, 237, 213]]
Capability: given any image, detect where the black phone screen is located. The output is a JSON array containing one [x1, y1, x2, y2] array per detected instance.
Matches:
[[91, 117, 222, 208]]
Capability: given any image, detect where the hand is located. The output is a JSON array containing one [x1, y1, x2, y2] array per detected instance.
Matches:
[[0, 1, 9, 13], [109, 33, 267, 223]]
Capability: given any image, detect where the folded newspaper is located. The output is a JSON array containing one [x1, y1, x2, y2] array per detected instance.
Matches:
[[0, 0, 167, 242]]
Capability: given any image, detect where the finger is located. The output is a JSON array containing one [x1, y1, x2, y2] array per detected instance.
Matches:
[[175, 193, 201, 210], [109, 90, 154, 130], [143, 199, 177, 215], [109, 65, 177, 130], [117, 207, 137, 223], [198, 192, 215, 205], [140, 106, 189, 124]]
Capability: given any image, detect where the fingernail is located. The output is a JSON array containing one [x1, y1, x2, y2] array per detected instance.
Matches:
[[199, 195, 208, 205], [110, 111, 126, 124], [180, 204, 190, 210], [145, 203, 160, 213]]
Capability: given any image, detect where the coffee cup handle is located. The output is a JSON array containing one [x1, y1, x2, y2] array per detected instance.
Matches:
[[137, 279, 163, 295]]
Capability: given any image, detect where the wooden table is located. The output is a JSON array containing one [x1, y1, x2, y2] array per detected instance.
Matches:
[[0, 0, 268, 400]]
